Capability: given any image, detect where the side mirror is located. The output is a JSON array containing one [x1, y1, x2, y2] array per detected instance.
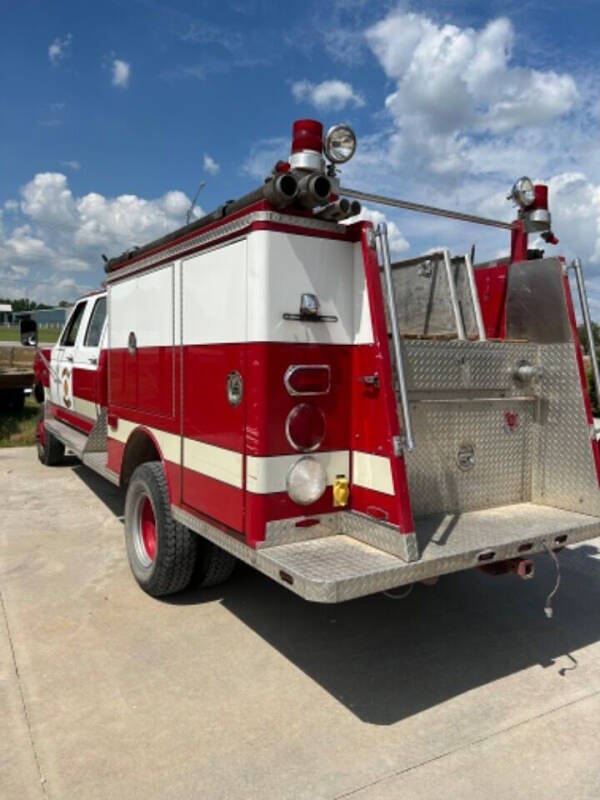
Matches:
[[20, 318, 38, 348]]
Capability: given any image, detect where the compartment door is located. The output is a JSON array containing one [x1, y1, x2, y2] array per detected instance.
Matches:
[[181, 241, 247, 533]]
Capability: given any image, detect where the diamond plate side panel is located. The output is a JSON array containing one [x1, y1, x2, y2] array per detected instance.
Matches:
[[401, 341, 539, 516], [83, 409, 108, 453], [338, 511, 419, 561], [534, 343, 600, 515]]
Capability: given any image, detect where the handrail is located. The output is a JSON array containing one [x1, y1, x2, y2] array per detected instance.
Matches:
[[375, 223, 416, 452], [340, 186, 512, 230], [442, 249, 466, 340], [568, 258, 600, 407], [464, 251, 486, 340]]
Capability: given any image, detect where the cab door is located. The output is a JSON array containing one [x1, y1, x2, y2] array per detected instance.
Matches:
[[73, 295, 107, 421], [50, 299, 89, 418]]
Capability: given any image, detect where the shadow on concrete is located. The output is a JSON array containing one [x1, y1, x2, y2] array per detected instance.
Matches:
[[68, 463, 600, 725], [71, 462, 124, 519]]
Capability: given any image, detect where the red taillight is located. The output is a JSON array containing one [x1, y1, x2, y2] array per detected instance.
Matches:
[[284, 365, 330, 396], [286, 404, 326, 452]]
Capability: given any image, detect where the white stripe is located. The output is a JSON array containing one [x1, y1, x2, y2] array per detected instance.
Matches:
[[352, 451, 394, 495], [183, 439, 243, 488], [246, 451, 349, 495]]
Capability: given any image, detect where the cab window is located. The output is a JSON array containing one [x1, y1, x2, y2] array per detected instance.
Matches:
[[84, 296, 107, 348], [60, 301, 87, 347]]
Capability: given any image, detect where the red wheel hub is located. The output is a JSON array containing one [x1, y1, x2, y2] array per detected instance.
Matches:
[[140, 497, 157, 561]]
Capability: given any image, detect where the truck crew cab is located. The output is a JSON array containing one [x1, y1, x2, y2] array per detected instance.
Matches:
[[25, 119, 600, 605]]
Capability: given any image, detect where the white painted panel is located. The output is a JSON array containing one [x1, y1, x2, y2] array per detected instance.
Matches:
[[110, 265, 173, 349], [352, 241, 374, 344], [248, 231, 359, 345], [352, 451, 394, 495], [182, 240, 247, 345], [136, 265, 173, 348], [109, 279, 138, 349], [246, 451, 349, 495]]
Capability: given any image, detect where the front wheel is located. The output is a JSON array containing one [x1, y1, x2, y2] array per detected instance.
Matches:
[[124, 461, 197, 597], [37, 410, 64, 466]]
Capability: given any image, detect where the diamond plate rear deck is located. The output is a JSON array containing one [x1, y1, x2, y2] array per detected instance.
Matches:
[[256, 503, 600, 602]]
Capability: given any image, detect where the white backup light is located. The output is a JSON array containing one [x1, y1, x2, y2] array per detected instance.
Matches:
[[510, 176, 535, 208], [286, 456, 327, 505], [324, 124, 357, 164]]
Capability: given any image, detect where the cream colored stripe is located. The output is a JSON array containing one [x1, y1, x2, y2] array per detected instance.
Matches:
[[73, 396, 97, 420], [111, 418, 180, 464], [352, 451, 394, 495], [110, 418, 242, 488], [183, 439, 242, 489], [246, 451, 349, 495]]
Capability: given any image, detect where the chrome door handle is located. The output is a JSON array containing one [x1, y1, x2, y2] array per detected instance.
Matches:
[[88, 357, 98, 365], [66, 355, 74, 362]]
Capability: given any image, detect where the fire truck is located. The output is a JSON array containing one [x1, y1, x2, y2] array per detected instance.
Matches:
[[22, 119, 600, 606]]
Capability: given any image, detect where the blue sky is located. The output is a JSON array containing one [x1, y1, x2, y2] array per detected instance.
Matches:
[[2, 0, 600, 308]]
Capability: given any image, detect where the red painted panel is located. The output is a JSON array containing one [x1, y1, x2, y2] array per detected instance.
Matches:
[[48, 401, 94, 434], [109, 347, 137, 409], [138, 347, 174, 418], [109, 346, 176, 421], [349, 485, 404, 526], [352, 226, 414, 534], [245, 342, 352, 456], [72, 367, 96, 403], [182, 468, 244, 532], [97, 349, 108, 408], [474, 262, 508, 339], [245, 489, 342, 548], [107, 437, 124, 475], [182, 344, 245, 452], [34, 349, 51, 388]]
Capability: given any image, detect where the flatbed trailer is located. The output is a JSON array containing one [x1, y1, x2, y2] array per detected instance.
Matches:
[[0, 346, 34, 411]]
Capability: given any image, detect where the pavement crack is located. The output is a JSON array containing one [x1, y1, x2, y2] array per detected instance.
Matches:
[[0, 586, 49, 798], [332, 687, 600, 800]]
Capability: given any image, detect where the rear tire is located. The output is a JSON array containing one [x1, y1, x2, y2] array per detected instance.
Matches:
[[194, 539, 237, 588], [37, 411, 65, 466], [124, 461, 197, 597]]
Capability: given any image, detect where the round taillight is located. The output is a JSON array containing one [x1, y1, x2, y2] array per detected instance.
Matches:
[[285, 403, 325, 452]]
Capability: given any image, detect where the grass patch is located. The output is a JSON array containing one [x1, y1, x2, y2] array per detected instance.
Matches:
[[0, 327, 59, 344], [0, 395, 39, 447]]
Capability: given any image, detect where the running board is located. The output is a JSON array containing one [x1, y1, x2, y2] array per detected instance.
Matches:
[[173, 502, 600, 603], [44, 418, 119, 485]]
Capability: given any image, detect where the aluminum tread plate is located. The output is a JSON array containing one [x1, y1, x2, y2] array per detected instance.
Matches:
[[45, 418, 87, 457], [256, 502, 600, 602]]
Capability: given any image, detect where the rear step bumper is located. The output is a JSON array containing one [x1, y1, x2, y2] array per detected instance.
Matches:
[[174, 502, 600, 603]]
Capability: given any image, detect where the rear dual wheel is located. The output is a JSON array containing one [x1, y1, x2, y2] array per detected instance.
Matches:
[[124, 461, 236, 597]]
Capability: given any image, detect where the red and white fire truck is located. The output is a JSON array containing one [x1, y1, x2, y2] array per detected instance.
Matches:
[[23, 119, 600, 605]]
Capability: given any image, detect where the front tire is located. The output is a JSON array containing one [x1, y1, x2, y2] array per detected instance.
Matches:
[[37, 410, 65, 466], [194, 539, 237, 588], [124, 461, 197, 597]]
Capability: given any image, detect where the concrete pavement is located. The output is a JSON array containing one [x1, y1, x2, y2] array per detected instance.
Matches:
[[2, 445, 600, 799]]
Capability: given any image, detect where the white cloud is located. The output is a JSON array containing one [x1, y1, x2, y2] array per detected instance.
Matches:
[[0, 173, 204, 304], [291, 79, 365, 110], [60, 160, 81, 171], [111, 59, 130, 89], [241, 137, 288, 180], [344, 206, 409, 256], [49, 34, 72, 65], [363, 11, 579, 190], [203, 154, 220, 175]]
